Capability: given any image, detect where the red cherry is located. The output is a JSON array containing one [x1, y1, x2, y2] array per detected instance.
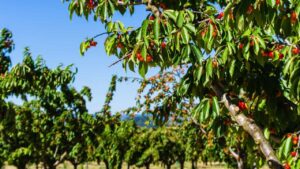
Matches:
[[217, 12, 224, 19], [276, 0, 280, 5], [146, 55, 153, 62], [238, 101, 247, 111], [117, 42, 123, 48], [292, 48, 299, 55], [250, 40, 255, 47], [291, 11, 297, 24], [239, 43, 244, 49], [284, 163, 291, 169], [247, 5, 254, 14], [287, 133, 292, 138], [159, 2, 167, 9], [293, 136, 299, 144], [149, 15, 155, 20], [137, 52, 144, 62], [268, 51, 274, 58], [90, 40, 97, 47], [161, 42, 166, 49], [291, 151, 297, 157], [261, 51, 269, 57], [279, 53, 284, 59]]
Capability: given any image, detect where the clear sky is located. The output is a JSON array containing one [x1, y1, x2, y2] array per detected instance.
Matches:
[[0, 1, 157, 113]]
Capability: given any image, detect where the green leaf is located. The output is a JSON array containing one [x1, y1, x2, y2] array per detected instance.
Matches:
[[283, 137, 292, 158], [264, 128, 270, 140], [184, 23, 196, 34], [212, 97, 220, 116], [206, 58, 213, 78], [163, 10, 177, 22], [229, 60, 236, 77], [203, 100, 210, 121], [138, 63, 148, 78], [238, 15, 245, 31], [266, 0, 275, 7], [154, 18, 160, 41], [176, 11, 184, 28], [191, 45, 203, 64], [181, 27, 189, 44], [141, 20, 149, 38], [222, 48, 229, 64]]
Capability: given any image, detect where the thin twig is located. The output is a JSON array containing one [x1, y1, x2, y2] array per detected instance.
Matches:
[[108, 53, 132, 67]]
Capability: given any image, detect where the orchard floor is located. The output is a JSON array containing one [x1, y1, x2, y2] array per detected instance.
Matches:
[[3, 162, 269, 169]]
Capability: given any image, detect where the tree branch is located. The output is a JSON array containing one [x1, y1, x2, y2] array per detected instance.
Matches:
[[145, 0, 160, 18], [211, 84, 284, 169]]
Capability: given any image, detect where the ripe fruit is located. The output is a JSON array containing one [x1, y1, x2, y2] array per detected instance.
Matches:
[[90, 40, 97, 47], [238, 101, 247, 111], [292, 48, 299, 55], [161, 42, 166, 49], [262, 51, 268, 57], [212, 60, 218, 68], [291, 151, 297, 157], [293, 136, 299, 145], [239, 43, 244, 49], [287, 133, 292, 138], [146, 55, 153, 62], [268, 51, 274, 58], [284, 163, 291, 169], [276, 0, 280, 5], [279, 53, 284, 60], [137, 52, 144, 61], [250, 40, 255, 47], [149, 15, 155, 20], [217, 12, 224, 19], [159, 2, 167, 9], [247, 5, 254, 14], [117, 42, 123, 48], [212, 31, 217, 37], [291, 11, 298, 24]]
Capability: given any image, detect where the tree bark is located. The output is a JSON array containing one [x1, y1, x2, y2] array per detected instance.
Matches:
[[145, 163, 150, 169], [104, 160, 109, 169], [212, 84, 284, 169], [229, 147, 244, 169], [180, 161, 184, 169]]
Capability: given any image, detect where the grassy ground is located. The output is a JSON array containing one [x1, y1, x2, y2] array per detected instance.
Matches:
[[3, 162, 227, 169]]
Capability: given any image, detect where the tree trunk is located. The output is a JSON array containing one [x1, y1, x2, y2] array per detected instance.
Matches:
[[127, 163, 130, 169], [73, 163, 78, 169], [212, 84, 283, 169], [229, 147, 244, 169], [180, 161, 184, 169], [145, 163, 150, 169], [104, 160, 109, 169], [166, 164, 171, 169]]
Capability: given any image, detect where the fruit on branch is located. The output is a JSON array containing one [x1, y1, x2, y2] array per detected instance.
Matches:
[[292, 47, 299, 55], [117, 42, 123, 48], [290, 151, 297, 157], [284, 163, 291, 169], [159, 2, 167, 10], [239, 43, 244, 49], [292, 136, 299, 145], [137, 52, 144, 62], [279, 53, 284, 60], [146, 55, 153, 62], [238, 101, 247, 111], [276, 0, 280, 6], [268, 51, 274, 58], [291, 11, 298, 24], [247, 5, 254, 14], [90, 40, 97, 47], [161, 42, 166, 49], [149, 15, 155, 20], [212, 60, 218, 68], [217, 12, 224, 19]]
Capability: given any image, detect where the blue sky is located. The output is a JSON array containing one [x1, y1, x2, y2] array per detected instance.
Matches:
[[0, 1, 157, 113]]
